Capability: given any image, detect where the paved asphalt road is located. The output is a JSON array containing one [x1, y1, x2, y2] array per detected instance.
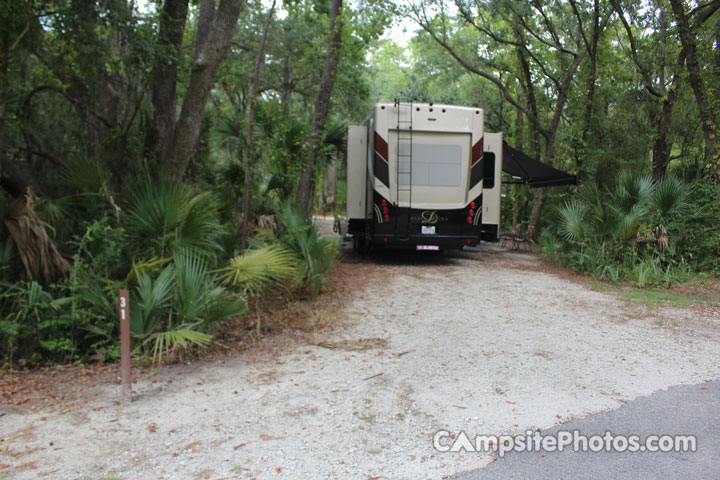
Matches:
[[450, 381, 720, 480]]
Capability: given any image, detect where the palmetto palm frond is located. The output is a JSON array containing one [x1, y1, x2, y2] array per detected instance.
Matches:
[[125, 177, 227, 258], [175, 191, 226, 254], [76, 276, 118, 320], [35, 195, 83, 229], [130, 264, 174, 336], [125, 257, 167, 286], [323, 122, 347, 153], [129, 250, 245, 363], [303, 236, 339, 297], [613, 171, 654, 217], [220, 245, 298, 296], [172, 250, 245, 327], [652, 176, 693, 222], [173, 250, 210, 323], [579, 175, 647, 246], [556, 200, 586, 242], [277, 203, 339, 296], [214, 115, 246, 151], [60, 156, 111, 194], [277, 117, 308, 154], [147, 327, 213, 365]]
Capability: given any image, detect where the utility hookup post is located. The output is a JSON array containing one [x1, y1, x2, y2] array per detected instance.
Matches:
[[119, 289, 131, 401]]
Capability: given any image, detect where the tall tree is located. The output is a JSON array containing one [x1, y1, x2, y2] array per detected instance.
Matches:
[[145, 0, 190, 167], [240, 0, 276, 246], [163, 0, 246, 182], [569, 0, 607, 181], [296, 0, 344, 212], [668, 0, 720, 181], [0, 0, 35, 196], [611, 0, 685, 181]]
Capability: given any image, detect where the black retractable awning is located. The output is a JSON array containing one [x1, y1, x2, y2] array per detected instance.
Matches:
[[502, 141, 577, 187]]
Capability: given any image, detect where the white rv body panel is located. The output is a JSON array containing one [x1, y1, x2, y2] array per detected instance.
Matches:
[[346, 125, 368, 219], [482, 132, 503, 237], [375, 102, 482, 132], [372, 103, 484, 210], [386, 130, 471, 209]]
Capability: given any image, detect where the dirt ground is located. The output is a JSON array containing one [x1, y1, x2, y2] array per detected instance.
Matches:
[[1, 245, 719, 479]]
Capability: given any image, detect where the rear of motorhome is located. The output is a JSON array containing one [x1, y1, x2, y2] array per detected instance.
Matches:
[[346, 102, 502, 252]]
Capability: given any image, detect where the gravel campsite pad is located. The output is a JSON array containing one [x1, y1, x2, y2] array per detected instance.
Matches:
[[2, 247, 719, 479]]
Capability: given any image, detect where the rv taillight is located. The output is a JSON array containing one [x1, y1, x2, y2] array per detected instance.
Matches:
[[384, 214, 389, 221], [471, 201, 476, 208], [469, 209, 475, 216], [466, 238, 472, 244], [383, 237, 389, 242], [381, 199, 388, 206], [383, 206, 389, 213], [467, 216, 473, 223]]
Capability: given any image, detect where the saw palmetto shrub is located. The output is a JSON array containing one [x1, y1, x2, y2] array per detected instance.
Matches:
[[542, 173, 716, 286]]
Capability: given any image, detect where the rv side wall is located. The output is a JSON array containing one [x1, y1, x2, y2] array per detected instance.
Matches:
[[346, 125, 368, 219], [483, 132, 503, 236]]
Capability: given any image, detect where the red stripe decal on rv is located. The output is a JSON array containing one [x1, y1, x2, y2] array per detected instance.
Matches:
[[471, 137, 484, 166], [375, 132, 388, 161]]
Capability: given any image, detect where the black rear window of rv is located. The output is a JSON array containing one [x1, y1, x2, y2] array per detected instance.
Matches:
[[483, 152, 495, 189]]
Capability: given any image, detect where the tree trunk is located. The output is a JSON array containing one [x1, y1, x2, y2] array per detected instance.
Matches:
[[281, 54, 292, 114], [164, 0, 246, 182], [515, 46, 541, 159], [651, 103, 675, 182], [0, 33, 9, 172], [669, 0, 719, 180], [651, 51, 683, 181], [194, 0, 216, 59], [145, 0, 190, 165], [295, 0, 343, 213], [573, 0, 601, 182], [240, 0, 275, 247], [513, 81, 524, 230], [527, 187, 546, 240], [1, 22, 33, 195], [326, 152, 338, 211]]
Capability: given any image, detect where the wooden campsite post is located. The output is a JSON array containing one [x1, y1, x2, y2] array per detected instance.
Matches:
[[119, 289, 131, 400]]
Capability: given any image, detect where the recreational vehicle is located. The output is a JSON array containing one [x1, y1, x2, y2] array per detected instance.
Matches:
[[346, 102, 503, 252]]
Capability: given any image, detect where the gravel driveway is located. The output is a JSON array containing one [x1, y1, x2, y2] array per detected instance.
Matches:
[[2, 247, 719, 479]]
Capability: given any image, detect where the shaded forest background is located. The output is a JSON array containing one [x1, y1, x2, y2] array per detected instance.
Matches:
[[0, 0, 718, 365]]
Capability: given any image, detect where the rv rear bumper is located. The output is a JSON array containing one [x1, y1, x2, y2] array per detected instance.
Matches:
[[371, 233, 480, 249]]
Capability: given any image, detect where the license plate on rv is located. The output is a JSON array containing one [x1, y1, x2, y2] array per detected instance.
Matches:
[[421, 226, 436, 234], [417, 245, 439, 251]]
